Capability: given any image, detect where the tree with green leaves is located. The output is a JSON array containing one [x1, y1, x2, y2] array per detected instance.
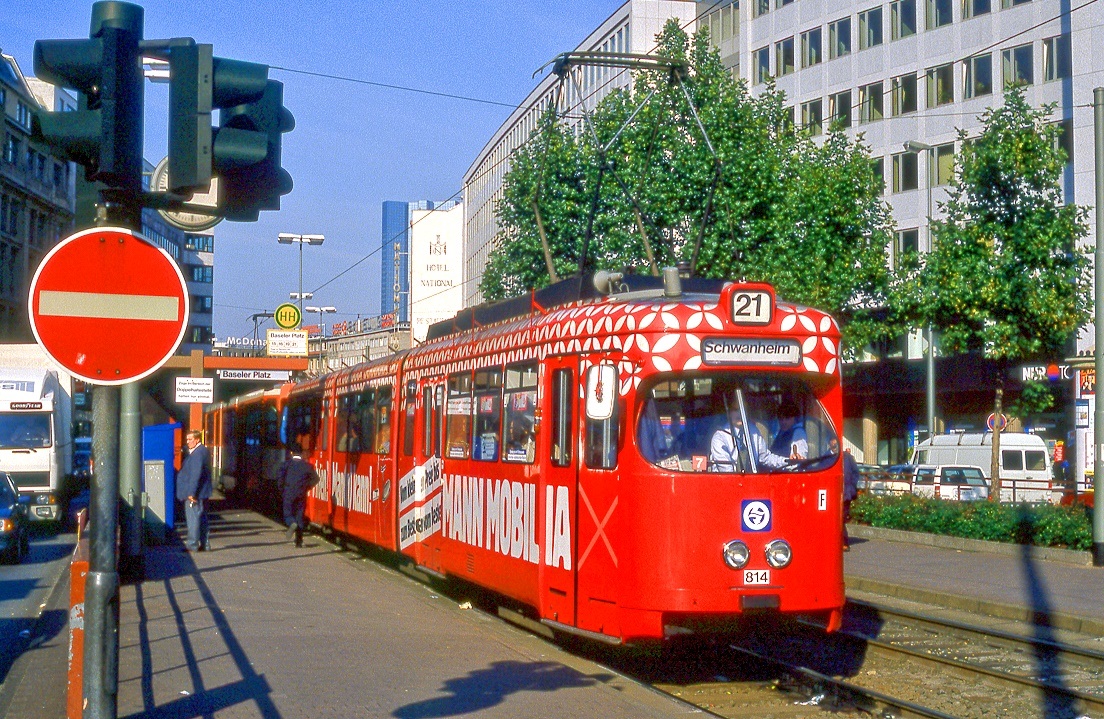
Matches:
[[482, 21, 894, 354], [898, 86, 1090, 497]]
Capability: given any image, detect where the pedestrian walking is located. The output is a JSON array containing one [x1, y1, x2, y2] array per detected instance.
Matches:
[[279, 439, 319, 547], [832, 437, 860, 551], [176, 429, 212, 551]]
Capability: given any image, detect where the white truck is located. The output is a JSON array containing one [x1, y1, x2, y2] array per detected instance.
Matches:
[[0, 344, 74, 522], [910, 432, 1055, 503]]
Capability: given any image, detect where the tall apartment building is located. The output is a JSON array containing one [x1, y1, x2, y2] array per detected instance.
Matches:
[[461, 1, 699, 308], [0, 51, 76, 341], [699, 0, 1100, 468]]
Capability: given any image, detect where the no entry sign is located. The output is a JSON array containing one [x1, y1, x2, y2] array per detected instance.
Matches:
[[28, 227, 190, 385]]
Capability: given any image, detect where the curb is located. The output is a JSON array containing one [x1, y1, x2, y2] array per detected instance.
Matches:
[[846, 523, 1093, 567], [844, 575, 1104, 637]]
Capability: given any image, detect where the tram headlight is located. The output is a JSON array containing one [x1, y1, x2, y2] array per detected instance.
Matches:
[[722, 540, 750, 569], [764, 539, 792, 568]]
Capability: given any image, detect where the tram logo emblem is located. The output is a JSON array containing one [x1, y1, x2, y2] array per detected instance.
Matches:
[[741, 500, 772, 532]]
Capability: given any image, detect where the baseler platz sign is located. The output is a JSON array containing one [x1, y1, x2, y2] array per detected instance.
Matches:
[[217, 369, 291, 381]]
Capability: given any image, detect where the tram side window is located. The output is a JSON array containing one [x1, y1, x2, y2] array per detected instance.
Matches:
[[551, 369, 573, 467], [422, 386, 436, 458], [286, 398, 314, 452], [504, 362, 538, 464], [584, 365, 620, 470], [447, 373, 473, 459], [376, 385, 393, 454], [403, 381, 416, 457], [336, 393, 359, 452], [320, 398, 329, 451], [472, 367, 503, 462], [358, 387, 376, 454]]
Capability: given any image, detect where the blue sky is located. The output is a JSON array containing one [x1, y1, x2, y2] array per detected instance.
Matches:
[[2, 1, 622, 338]]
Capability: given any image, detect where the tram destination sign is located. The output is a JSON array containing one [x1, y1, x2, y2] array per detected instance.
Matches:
[[701, 337, 801, 366]]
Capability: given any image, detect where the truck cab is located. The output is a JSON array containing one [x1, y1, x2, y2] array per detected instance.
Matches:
[[0, 369, 70, 521]]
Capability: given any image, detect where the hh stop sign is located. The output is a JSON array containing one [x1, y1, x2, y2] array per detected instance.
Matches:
[[28, 227, 190, 385]]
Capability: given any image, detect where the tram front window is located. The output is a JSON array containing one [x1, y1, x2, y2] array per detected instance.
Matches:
[[636, 375, 838, 474]]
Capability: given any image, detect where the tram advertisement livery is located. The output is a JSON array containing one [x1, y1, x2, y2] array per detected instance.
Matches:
[[206, 276, 848, 643]]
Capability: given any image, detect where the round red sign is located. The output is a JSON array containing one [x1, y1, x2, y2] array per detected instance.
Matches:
[[28, 227, 190, 385]]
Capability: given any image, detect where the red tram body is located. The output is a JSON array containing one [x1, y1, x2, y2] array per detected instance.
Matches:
[[208, 278, 846, 643]]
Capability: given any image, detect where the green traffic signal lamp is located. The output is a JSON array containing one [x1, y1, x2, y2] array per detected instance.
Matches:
[[32, 1, 143, 190]]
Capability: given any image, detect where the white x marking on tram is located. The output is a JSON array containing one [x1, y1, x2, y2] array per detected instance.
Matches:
[[578, 485, 618, 569]]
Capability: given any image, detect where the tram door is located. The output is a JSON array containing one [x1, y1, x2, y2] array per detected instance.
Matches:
[[540, 357, 577, 628], [405, 377, 444, 572]]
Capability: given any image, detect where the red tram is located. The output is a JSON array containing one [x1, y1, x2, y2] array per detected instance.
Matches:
[[208, 275, 846, 642]]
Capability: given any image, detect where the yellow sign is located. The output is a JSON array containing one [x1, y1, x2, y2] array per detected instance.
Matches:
[[274, 303, 302, 330]]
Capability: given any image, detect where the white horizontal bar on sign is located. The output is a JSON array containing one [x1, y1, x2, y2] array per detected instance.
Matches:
[[38, 291, 179, 322]]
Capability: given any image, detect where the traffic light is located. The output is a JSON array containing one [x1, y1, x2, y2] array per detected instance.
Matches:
[[214, 76, 294, 221], [32, 1, 143, 190], [167, 50, 293, 220]]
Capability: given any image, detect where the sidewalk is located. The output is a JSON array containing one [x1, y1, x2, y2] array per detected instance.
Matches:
[[117, 503, 695, 718], [844, 524, 1104, 635]]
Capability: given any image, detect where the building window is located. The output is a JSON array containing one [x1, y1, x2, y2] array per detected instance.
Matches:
[[775, 37, 795, 76], [1002, 43, 1034, 88], [1051, 118, 1074, 164], [800, 28, 823, 68], [1000, 0, 1030, 7], [15, 101, 32, 130], [927, 63, 954, 106], [754, 46, 771, 84], [871, 156, 886, 194], [891, 0, 917, 39], [892, 73, 918, 115], [962, 0, 991, 17], [706, 1, 739, 44], [777, 0, 794, 7], [1043, 35, 1071, 82], [753, 0, 770, 18], [829, 18, 852, 58], [3, 134, 17, 165], [860, 81, 884, 122], [892, 151, 919, 192], [963, 53, 993, 98], [829, 90, 852, 128], [932, 143, 955, 185], [926, 0, 953, 28], [190, 265, 213, 283], [801, 99, 823, 135], [859, 7, 883, 49], [185, 234, 215, 252], [783, 106, 796, 133], [188, 326, 213, 344], [191, 295, 214, 312], [896, 228, 920, 265]]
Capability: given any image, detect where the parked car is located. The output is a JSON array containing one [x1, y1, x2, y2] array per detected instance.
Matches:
[[911, 464, 990, 501], [0, 470, 30, 563], [857, 464, 911, 495]]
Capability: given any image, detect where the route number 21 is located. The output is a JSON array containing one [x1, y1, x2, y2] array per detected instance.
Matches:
[[730, 290, 772, 325]]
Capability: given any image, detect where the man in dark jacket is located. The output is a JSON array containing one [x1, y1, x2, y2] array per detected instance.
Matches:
[[279, 439, 318, 547], [176, 430, 212, 551]]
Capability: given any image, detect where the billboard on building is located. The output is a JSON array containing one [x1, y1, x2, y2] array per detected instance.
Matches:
[[410, 204, 464, 343]]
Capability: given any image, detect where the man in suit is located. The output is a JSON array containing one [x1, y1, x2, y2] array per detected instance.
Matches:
[[176, 430, 212, 551]]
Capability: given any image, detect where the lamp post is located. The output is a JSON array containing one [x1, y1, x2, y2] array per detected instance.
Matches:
[[277, 233, 325, 314], [905, 140, 937, 441], [306, 305, 336, 372]]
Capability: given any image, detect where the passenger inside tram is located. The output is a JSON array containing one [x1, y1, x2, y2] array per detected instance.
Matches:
[[636, 375, 838, 474]]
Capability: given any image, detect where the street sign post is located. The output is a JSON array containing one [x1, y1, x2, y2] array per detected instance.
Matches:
[[28, 226, 190, 385]]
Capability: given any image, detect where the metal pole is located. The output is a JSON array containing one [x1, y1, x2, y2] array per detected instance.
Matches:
[[926, 147, 937, 440], [1092, 86, 1104, 566], [118, 381, 143, 582], [86, 385, 120, 719], [298, 239, 303, 315]]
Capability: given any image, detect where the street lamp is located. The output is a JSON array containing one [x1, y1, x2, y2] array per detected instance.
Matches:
[[905, 140, 937, 441], [277, 233, 325, 314], [289, 292, 313, 301], [306, 306, 337, 372]]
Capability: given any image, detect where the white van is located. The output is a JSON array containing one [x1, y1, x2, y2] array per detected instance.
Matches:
[[910, 433, 1053, 503]]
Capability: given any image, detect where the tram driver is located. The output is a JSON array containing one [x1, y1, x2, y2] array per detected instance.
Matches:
[[710, 403, 788, 472]]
